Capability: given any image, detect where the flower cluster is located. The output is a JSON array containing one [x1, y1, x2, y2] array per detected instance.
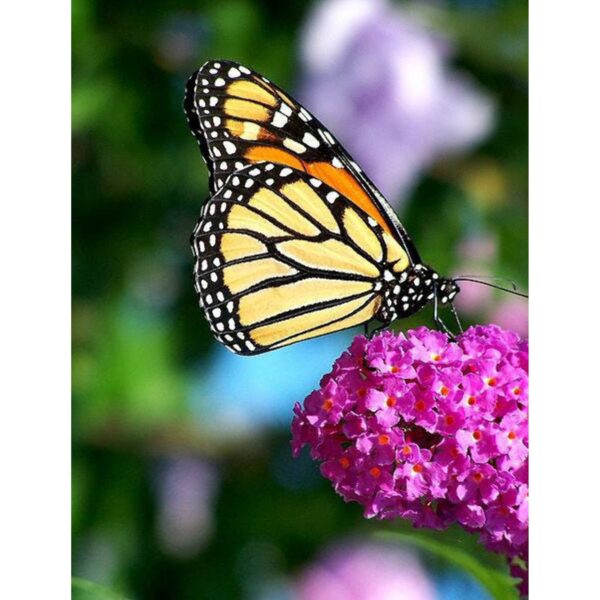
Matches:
[[292, 325, 528, 587]]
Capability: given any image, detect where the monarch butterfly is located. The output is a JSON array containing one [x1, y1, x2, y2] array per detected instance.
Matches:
[[184, 59, 463, 355]]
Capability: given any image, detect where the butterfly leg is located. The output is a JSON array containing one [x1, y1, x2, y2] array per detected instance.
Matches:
[[364, 320, 386, 339], [450, 303, 464, 334], [433, 292, 457, 340]]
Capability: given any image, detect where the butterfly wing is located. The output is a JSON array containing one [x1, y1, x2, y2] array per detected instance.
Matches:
[[184, 59, 421, 263], [190, 163, 411, 355]]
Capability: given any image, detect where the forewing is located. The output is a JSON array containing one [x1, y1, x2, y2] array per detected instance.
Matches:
[[184, 59, 420, 262], [190, 164, 410, 355]]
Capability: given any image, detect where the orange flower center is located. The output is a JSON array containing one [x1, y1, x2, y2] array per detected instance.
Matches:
[[322, 398, 333, 411], [339, 456, 350, 469], [513, 387, 522, 396], [390, 366, 399, 373], [508, 431, 517, 440], [440, 386, 450, 397], [472, 430, 482, 441], [486, 377, 497, 387], [378, 434, 390, 445], [432, 354, 441, 362], [370, 467, 381, 478], [472, 472, 484, 483], [401, 445, 412, 456], [444, 415, 455, 426], [467, 396, 477, 406], [386, 396, 396, 408], [415, 400, 426, 411], [412, 463, 424, 474]]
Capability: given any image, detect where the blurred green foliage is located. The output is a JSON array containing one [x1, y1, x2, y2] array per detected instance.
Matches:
[[73, 0, 527, 598]]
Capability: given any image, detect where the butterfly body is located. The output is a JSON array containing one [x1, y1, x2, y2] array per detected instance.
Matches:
[[185, 60, 459, 355], [377, 264, 459, 325]]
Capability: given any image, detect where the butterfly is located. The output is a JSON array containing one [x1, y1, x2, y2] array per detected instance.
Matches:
[[184, 60, 460, 355]]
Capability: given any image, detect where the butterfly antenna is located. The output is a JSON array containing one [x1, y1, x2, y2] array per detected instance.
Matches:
[[455, 274, 519, 291], [453, 277, 528, 299]]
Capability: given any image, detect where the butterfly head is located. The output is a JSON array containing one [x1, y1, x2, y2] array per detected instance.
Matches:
[[378, 264, 460, 323], [434, 274, 461, 307]]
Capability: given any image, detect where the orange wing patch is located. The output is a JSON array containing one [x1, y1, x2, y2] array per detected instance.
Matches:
[[241, 150, 392, 234], [245, 147, 304, 171], [304, 162, 392, 235]]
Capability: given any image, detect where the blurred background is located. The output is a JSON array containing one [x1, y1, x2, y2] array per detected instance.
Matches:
[[72, 0, 527, 598]]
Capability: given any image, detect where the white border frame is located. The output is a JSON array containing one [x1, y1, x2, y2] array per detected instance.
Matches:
[[530, 0, 600, 597], [2, 0, 71, 596]]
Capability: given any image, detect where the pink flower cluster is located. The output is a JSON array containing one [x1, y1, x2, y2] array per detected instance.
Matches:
[[292, 325, 528, 590]]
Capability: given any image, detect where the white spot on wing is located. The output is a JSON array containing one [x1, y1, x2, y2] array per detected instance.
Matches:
[[223, 141, 237, 155], [302, 132, 320, 148], [271, 112, 288, 128], [283, 138, 306, 153]]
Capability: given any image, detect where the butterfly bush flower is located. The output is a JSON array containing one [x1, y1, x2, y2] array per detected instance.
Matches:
[[298, 0, 495, 205], [292, 325, 528, 591]]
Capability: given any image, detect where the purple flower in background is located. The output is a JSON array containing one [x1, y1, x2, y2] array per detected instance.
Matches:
[[453, 232, 498, 314], [490, 298, 528, 337], [154, 456, 219, 558], [298, 0, 495, 205], [154, 14, 209, 72], [296, 541, 436, 600], [292, 325, 528, 592]]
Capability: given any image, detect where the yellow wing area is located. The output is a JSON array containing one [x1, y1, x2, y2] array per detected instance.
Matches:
[[254, 296, 380, 349], [191, 163, 411, 355]]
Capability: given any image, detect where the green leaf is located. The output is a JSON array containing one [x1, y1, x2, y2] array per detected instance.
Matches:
[[71, 577, 129, 600], [374, 530, 519, 600]]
